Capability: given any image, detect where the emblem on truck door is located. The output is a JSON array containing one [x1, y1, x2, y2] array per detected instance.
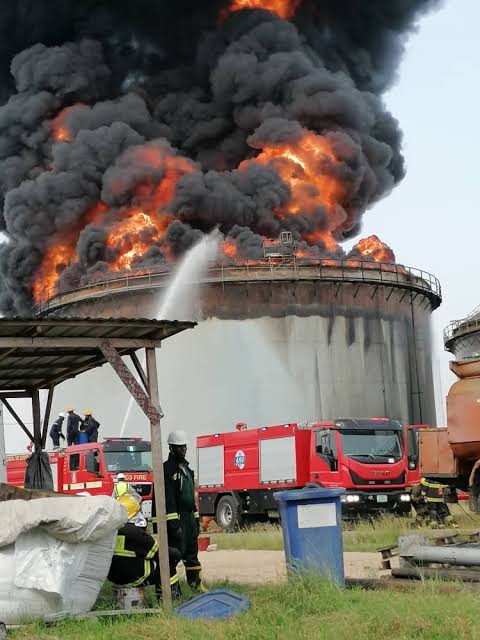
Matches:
[[234, 450, 246, 470]]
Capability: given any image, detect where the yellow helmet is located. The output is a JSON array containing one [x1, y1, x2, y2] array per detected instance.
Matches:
[[84, 409, 92, 416], [67, 406, 74, 412], [118, 494, 141, 520]]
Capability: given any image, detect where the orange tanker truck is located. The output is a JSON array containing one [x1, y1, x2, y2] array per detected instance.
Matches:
[[419, 357, 480, 511]]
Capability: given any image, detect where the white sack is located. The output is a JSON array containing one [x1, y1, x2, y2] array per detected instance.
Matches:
[[0, 495, 127, 546], [0, 495, 128, 623]]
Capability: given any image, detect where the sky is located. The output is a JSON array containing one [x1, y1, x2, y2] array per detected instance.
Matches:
[[346, 0, 479, 423], [1, 0, 478, 451]]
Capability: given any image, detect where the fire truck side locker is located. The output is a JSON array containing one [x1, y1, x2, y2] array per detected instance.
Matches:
[[259, 435, 296, 484]]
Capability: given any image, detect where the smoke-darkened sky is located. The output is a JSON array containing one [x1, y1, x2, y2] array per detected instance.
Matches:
[[5, 0, 480, 452], [0, 0, 442, 314]]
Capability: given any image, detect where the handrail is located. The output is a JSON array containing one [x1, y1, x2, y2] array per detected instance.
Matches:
[[33, 258, 442, 315], [444, 317, 480, 345]]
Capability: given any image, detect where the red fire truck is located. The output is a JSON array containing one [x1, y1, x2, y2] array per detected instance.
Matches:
[[197, 419, 420, 530], [6, 437, 154, 517]]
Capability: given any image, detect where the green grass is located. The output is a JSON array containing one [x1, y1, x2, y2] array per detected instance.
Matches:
[[11, 506, 480, 638], [10, 577, 480, 640], [209, 504, 480, 553]]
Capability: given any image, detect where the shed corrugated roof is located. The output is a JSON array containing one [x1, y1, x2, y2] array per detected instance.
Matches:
[[0, 317, 195, 391]]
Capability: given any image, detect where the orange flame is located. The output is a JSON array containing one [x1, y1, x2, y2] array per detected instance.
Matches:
[[222, 240, 238, 259], [32, 239, 75, 302], [220, 0, 301, 20], [242, 130, 345, 254], [32, 202, 108, 301], [106, 211, 170, 271], [32, 146, 194, 301], [50, 104, 85, 143], [352, 235, 395, 263]]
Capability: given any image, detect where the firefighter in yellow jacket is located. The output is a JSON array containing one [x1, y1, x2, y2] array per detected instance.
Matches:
[[411, 478, 459, 528], [108, 494, 181, 599]]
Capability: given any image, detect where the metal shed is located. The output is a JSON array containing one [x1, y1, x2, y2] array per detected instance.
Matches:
[[0, 316, 196, 609]]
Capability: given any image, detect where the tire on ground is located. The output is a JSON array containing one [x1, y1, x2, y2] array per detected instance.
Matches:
[[216, 495, 244, 532]]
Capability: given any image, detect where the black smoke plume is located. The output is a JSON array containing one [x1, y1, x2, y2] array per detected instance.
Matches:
[[0, 0, 441, 314]]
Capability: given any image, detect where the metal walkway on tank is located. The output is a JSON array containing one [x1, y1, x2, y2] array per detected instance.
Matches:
[[34, 259, 442, 316]]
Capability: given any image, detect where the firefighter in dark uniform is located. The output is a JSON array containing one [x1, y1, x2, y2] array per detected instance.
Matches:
[[66, 407, 83, 446], [108, 494, 181, 599], [162, 429, 206, 593], [49, 413, 66, 449], [411, 478, 459, 528]]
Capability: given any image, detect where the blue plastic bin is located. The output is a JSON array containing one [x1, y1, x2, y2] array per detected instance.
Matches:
[[274, 487, 345, 586], [78, 432, 88, 444]]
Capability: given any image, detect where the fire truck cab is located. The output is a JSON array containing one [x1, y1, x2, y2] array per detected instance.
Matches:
[[197, 419, 418, 531]]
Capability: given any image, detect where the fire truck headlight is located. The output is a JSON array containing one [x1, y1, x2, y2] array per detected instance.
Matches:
[[345, 495, 360, 503], [400, 494, 411, 502]]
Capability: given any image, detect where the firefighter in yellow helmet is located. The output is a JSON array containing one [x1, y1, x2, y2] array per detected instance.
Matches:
[[108, 494, 181, 600], [83, 409, 100, 443], [411, 478, 459, 528]]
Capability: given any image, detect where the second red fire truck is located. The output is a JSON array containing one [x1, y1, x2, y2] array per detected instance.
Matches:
[[197, 418, 421, 530]]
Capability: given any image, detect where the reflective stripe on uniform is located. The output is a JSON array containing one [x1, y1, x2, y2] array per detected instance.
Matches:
[[145, 541, 159, 560], [113, 535, 136, 558], [194, 512, 199, 518], [420, 479, 447, 502], [421, 479, 448, 489], [170, 573, 179, 585], [126, 560, 152, 587], [166, 512, 179, 521], [185, 565, 202, 572]]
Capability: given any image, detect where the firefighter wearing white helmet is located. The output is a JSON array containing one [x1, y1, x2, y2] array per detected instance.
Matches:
[[152, 429, 206, 593], [49, 413, 66, 450], [112, 472, 140, 502], [167, 430, 188, 446]]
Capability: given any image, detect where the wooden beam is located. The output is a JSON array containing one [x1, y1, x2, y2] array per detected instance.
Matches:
[[0, 338, 161, 349], [1, 350, 100, 358], [146, 347, 171, 610], [99, 341, 162, 422], [32, 349, 132, 390], [32, 389, 41, 452], [41, 386, 54, 449], [130, 352, 148, 391], [0, 392, 31, 399], [1, 398, 34, 441]]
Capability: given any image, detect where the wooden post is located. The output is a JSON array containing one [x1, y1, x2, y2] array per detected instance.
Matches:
[[32, 389, 42, 452], [145, 347, 172, 610]]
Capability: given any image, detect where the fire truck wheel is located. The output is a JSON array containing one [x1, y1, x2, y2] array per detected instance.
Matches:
[[216, 495, 243, 532]]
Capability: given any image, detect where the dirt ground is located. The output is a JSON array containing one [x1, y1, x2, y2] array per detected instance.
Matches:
[[188, 550, 394, 584]]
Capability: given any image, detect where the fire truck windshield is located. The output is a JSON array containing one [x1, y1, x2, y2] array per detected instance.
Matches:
[[340, 429, 403, 462], [103, 450, 152, 472]]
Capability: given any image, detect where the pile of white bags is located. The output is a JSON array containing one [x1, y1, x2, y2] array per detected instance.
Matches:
[[0, 495, 127, 624]]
